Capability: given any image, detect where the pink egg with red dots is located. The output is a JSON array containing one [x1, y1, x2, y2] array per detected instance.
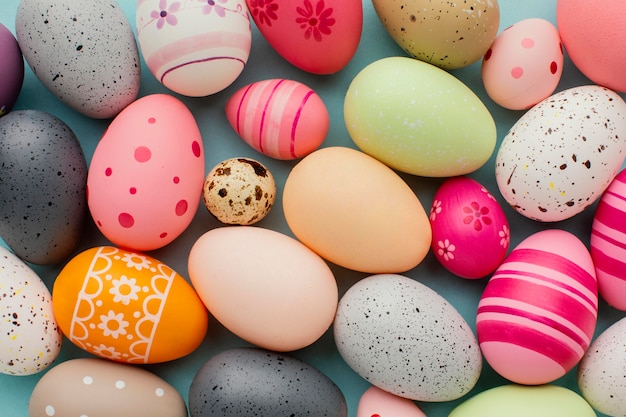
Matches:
[[482, 18, 563, 110], [87, 94, 204, 251]]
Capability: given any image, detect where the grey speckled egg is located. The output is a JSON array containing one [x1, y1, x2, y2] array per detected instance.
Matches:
[[334, 274, 482, 402], [15, 0, 140, 119], [189, 347, 347, 417], [577, 317, 626, 417], [0, 110, 87, 265]]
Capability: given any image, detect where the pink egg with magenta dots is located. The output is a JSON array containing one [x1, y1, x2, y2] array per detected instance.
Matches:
[[429, 176, 510, 279], [482, 18, 563, 110]]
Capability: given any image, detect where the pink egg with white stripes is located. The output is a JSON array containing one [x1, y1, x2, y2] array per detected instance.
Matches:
[[591, 168, 626, 311], [476, 229, 598, 385], [136, 0, 251, 97], [226, 79, 329, 160]]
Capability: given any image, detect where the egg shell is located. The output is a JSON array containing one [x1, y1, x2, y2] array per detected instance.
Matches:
[[334, 274, 482, 402], [225, 78, 329, 160], [87, 94, 205, 252], [577, 317, 626, 416], [372, 0, 499, 70], [188, 226, 338, 352], [136, 0, 251, 97], [52, 246, 209, 364], [282, 146, 432, 273], [357, 386, 427, 417], [15, 0, 140, 119], [203, 157, 276, 225], [590, 168, 626, 311], [448, 384, 596, 417], [557, 0, 626, 92], [246, 0, 362, 74], [495, 85, 626, 222], [29, 358, 187, 417], [476, 229, 598, 385], [0, 245, 62, 376], [430, 176, 510, 279], [0, 23, 24, 117], [344, 57, 497, 177], [188, 347, 347, 417], [482, 18, 564, 110], [0, 110, 87, 265]]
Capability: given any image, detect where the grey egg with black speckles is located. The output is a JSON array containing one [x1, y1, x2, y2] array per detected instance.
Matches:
[[189, 347, 348, 417], [334, 274, 482, 402], [15, 0, 140, 119], [0, 110, 87, 265]]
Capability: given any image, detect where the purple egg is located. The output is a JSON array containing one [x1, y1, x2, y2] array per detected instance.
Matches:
[[0, 23, 24, 117]]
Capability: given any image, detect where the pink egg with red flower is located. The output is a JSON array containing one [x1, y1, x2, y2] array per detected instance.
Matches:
[[87, 94, 204, 251], [429, 176, 510, 279], [482, 18, 563, 110]]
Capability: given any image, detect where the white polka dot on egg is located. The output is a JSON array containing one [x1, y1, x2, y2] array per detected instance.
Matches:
[[83, 376, 94, 385], [115, 380, 126, 389]]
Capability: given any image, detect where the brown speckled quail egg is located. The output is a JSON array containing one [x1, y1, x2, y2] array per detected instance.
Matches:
[[203, 157, 276, 225]]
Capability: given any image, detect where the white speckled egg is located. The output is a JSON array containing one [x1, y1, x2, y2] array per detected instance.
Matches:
[[15, 0, 140, 119], [495, 85, 626, 222], [0, 245, 62, 376], [334, 274, 482, 402], [577, 317, 626, 416]]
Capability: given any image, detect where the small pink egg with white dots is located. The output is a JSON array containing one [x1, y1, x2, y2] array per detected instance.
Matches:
[[482, 18, 563, 110], [87, 94, 205, 251]]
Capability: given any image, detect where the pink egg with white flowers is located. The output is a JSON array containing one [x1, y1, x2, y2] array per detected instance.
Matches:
[[429, 176, 509, 279], [477, 229, 598, 385], [87, 94, 205, 251], [482, 18, 563, 110]]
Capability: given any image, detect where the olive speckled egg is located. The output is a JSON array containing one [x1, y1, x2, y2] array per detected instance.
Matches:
[[188, 347, 348, 417], [334, 274, 482, 402], [0, 110, 87, 265]]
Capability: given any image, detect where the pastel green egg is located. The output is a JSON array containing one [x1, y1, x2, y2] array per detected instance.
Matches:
[[448, 384, 596, 417], [344, 56, 496, 177]]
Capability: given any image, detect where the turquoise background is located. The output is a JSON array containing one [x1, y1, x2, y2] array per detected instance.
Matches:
[[0, 1, 624, 416]]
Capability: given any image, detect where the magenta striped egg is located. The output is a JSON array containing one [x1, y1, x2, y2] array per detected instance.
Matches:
[[476, 229, 598, 385], [590, 168, 626, 311], [225, 79, 329, 160]]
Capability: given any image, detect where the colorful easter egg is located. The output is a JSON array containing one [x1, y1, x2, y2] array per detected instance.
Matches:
[[344, 57, 496, 177], [482, 18, 563, 110], [357, 386, 427, 417], [87, 94, 204, 252], [52, 246, 209, 364], [136, 0, 251, 97], [495, 85, 626, 222], [476, 229, 598, 385], [246, 0, 362, 74], [590, 168, 626, 311], [225, 79, 329, 159], [430, 176, 510, 279], [0, 23, 24, 117]]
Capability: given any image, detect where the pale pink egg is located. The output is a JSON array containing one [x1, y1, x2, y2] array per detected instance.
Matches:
[[482, 18, 563, 110], [477, 229, 598, 385], [357, 386, 426, 417], [429, 176, 509, 279], [87, 94, 205, 251]]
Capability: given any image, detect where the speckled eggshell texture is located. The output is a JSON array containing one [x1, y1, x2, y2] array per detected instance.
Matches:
[[0, 23, 24, 117], [0, 246, 62, 376], [333, 274, 482, 402], [15, 0, 140, 119], [188, 347, 348, 417], [495, 85, 626, 222], [0, 110, 87, 265]]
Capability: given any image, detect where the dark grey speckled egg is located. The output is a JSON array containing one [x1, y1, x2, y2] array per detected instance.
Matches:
[[189, 347, 348, 417], [0, 110, 87, 265]]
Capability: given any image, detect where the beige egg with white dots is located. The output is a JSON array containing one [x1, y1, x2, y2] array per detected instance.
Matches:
[[203, 157, 276, 225]]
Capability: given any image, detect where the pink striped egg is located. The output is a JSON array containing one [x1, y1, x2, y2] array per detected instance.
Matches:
[[226, 79, 329, 160], [136, 0, 251, 97], [590, 168, 626, 311], [476, 229, 598, 385]]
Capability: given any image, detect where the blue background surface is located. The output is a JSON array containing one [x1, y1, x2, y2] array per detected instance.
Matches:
[[0, 1, 624, 416]]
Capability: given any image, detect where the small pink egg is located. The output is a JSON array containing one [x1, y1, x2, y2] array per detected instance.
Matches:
[[429, 176, 509, 279], [357, 386, 426, 417], [482, 18, 563, 110]]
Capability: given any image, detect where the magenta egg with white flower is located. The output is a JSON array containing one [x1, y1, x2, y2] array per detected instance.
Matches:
[[429, 176, 510, 279]]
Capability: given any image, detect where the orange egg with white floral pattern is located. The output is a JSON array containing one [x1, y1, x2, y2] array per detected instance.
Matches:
[[52, 246, 208, 364]]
